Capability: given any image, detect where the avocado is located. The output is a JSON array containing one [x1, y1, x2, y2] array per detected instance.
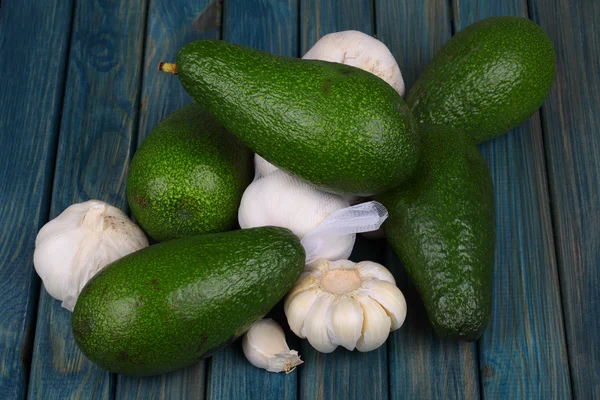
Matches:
[[406, 16, 556, 143], [127, 102, 252, 242], [170, 40, 419, 196], [72, 227, 305, 376], [376, 124, 495, 340]]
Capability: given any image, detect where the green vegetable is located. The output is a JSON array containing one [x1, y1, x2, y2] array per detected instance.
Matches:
[[164, 39, 419, 196], [406, 16, 556, 143], [72, 227, 305, 376], [376, 124, 496, 340], [127, 103, 252, 242]]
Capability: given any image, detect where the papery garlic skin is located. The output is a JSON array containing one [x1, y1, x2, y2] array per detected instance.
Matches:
[[303, 30, 405, 96], [242, 318, 304, 373], [254, 154, 279, 180], [34, 200, 149, 311], [238, 170, 354, 261], [285, 259, 406, 353]]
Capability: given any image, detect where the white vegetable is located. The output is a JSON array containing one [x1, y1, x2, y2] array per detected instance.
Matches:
[[33, 200, 148, 311], [238, 170, 355, 261], [303, 30, 405, 96], [284, 259, 406, 353], [242, 318, 303, 373]]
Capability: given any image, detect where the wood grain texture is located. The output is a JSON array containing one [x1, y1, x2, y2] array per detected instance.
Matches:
[[300, 0, 373, 54], [116, 1, 219, 397], [528, 0, 600, 397], [298, 4, 390, 400], [0, 0, 73, 398], [299, 237, 389, 400], [452, 1, 572, 398], [26, 0, 149, 398], [206, 1, 299, 399], [376, 2, 480, 399]]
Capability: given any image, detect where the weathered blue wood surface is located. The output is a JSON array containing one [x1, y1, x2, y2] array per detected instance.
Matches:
[[452, 1, 572, 398], [376, 2, 480, 399], [528, 0, 600, 397], [26, 0, 148, 398], [0, 0, 73, 398], [115, 1, 219, 398], [0, 0, 598, 398], [205, 1, 299, 399]]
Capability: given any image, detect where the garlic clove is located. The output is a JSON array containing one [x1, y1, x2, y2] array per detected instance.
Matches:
[[304, 258, 330, 273], [285, 272, 320, 301], [327, 297, 364, 351], [242, 318, 303, 373], [327, 259, 357, 270], [356, 261, 396, 284], [361, 280, 407, 330], [302, 295, 338, 353], [285, 289, 321, 338], [355, 296, 392, 352]]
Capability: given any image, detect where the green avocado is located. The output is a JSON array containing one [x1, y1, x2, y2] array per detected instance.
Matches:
[[127, 102, 252, 242], [406, 16, 556, 143], [72, 227, 305, 376], [171, 40, 419, 196], [376, 124, 496, 340]]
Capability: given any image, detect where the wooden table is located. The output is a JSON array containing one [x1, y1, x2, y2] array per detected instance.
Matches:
[[1, 0, 598, 398]]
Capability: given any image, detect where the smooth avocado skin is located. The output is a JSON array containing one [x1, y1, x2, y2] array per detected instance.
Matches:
[[175, 40, 419, 196], [406, 16, 556, 143], [72, 227, 305, 376], [127, 103, 252, 242], [376, 124, 496, 340]]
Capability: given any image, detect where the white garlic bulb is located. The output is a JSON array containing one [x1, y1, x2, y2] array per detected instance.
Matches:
[[303, 30, 405, 96], [34, 200, 149, 311], [238, 170, 355, 261], [285, 259, 406, 353], [254, 154, 280, 180], [242, 318, 303, 373]]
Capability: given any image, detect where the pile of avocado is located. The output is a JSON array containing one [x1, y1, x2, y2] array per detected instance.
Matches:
[[72, 16, 555, 376]]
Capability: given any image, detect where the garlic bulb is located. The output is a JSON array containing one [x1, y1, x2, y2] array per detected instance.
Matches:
[[242, 318, 303, 373], [34, 200, 148, 311], [285, 259, 406, 352], [254, 154, 280, 180], [238, 170, 354, 261], [303, 30, 405, 96]]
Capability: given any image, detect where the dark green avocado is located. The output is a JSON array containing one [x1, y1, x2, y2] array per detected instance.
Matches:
[[72, 227, 305, 376], [171, 40, 419, 196], [127, 102, 252, 242], [376, 124, 496, 340], [406, 16, 556, 143]]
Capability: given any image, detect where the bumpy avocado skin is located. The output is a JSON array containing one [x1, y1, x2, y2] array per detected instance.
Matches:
[[127, 103, 252, 242], [176, 40, 419, 196], [406, 16, 556, 143], [72, 227, 306, 376], [377, 124, 496, 340]]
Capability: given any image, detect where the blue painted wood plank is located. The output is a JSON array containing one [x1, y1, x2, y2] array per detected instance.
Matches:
[[297, 4, 390, 399], [528, 0, 600, 397], [115, 0, 219, 397], [300, 0, 373, 55], [205, 1, 299, 399], [0, 0, 73, 398], [451, 1, 572, 398], [26, 0, 149, 398], [376, 2, 480, 399]]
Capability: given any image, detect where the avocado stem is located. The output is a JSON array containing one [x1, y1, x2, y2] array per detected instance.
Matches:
[[158, 62, 178, 75]]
